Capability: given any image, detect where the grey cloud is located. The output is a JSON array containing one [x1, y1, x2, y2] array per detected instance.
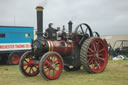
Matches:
[[0, 0, 128, 35]]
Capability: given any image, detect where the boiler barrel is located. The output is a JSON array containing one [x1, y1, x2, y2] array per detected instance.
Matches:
[[47, 40, 75, 56]]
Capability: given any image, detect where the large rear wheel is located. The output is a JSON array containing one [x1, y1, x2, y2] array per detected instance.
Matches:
[[80, 37, 108, 73], [39, 52, 64, 80]]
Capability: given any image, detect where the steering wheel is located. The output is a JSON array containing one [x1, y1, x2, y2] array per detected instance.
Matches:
[[93, 31, 100, 37], [74, 23, 93, 45]]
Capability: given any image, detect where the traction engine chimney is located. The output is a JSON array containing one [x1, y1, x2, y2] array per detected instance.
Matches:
[[36, 6, 44, 39]]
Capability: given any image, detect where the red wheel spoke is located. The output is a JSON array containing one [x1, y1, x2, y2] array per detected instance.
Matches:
[[88, 51, 93, 55], [88, 58, 94, 65], [96, 58, 100, 64], [34, 64, 39, 69], [45, 68, 51, 73], [52, 56, 55, 63], [45, 60, 51, 65], [88, 56, 92, 63], [96, 42, 100, 52], [88, 48, 94, 53], [48, 56, 53, 63], [97, 57, 105, 61], [25, 66, 29, 71], [29, 67, 32, 74], [24, 59, 29, 63], [31, 68, 34, 73], [93, 43, 96, 51], [55, 65, 60, 68], [55, 62, 59, 66], [99, 48, 105, 53], [23, 64, 28, 66], [95, 60, 101, 69], [54, 60, 58, 64], [48, 69, 51, 76], [53, 56, 57, 64], [99, 53, 104, 57], [48, 57, 52, 63], [34, 63, 39, 66], [53, 70, 56, 75], [88, 54, 94, 57], [45, 70, 49, 74]]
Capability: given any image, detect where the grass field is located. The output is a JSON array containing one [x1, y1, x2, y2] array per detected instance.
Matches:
[[0, 60, 128, 85]]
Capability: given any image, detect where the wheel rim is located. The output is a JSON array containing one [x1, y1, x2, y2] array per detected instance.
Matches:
[[87, 39, 108, 72], [11, 54, 20, 64], [22, 54, 39, 76], [42, 54, 63, 79]]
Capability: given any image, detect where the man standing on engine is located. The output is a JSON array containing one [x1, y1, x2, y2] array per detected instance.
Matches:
[[45, 23, 59, 40]]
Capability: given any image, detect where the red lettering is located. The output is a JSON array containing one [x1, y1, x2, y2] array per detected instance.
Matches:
[[26, 44, 31, 48], [0, 45, 14, 49], [0, 44, 31, 49], [15, 45, 25, 48]]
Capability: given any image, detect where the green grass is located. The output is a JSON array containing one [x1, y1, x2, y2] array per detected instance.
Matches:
[[0, 60, 128, 85]]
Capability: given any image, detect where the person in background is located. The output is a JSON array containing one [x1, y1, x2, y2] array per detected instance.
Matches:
[[108, 43, 115, 59]]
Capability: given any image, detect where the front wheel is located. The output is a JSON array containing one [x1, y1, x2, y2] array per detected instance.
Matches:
[[39, 52, 64, 80], [19, 51, 39, 77], [80, 37, 108, 73]]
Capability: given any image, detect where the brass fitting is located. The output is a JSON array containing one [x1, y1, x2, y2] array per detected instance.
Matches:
[[36, 6, 44, 11]]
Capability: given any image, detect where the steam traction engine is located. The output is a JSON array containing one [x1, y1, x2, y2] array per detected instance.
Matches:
[[19, 6, 108, 80]]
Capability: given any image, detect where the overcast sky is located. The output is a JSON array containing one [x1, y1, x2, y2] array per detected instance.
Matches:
[[0, 0, 128, 35]]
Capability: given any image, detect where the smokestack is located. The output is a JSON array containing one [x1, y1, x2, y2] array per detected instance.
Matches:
[[68, 21, 73, 34], [36, 6, 44, 39]]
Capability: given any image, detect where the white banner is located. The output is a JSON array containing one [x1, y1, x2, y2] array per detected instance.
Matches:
[[0, 43, 31, 51]]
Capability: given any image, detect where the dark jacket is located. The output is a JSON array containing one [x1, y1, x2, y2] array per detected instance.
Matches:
[[45, 27, 58, 40]]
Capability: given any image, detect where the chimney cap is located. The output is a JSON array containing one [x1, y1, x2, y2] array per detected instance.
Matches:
[[36, 6, 44, 11], [68, 21, 73, 24]]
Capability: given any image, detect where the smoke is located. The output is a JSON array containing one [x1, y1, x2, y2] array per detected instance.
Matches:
[[70, 16, 78, 22], [37, 0, 48, 7]]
